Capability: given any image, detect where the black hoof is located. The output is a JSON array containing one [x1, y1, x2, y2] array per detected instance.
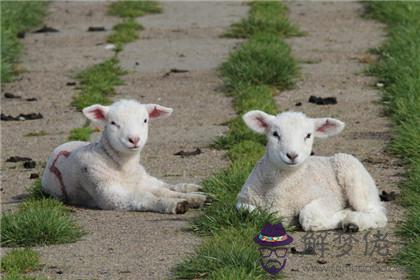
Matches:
[[343, 223, 359, 233], [175, 201, 189, 214], [205, 195, 213, 203]]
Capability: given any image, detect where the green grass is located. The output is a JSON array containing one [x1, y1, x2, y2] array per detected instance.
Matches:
[[176, 228, 267, 279], [213, 85, 278, 150], [25, 179, 50, 201], [1, 249, 41, 274], [365, 2, 420, 279], [221, 33, 298, 91], [224, 1, 300, 38], [108, 0, 161, 18], [175, 1, 298, 278], [107, 18, 144, 46], [1, 198, 83, 247], [1, 1, 47, 83], [70, 0, 162, 138], [72, 58, 125, 110], [68, 127, 94, 141], [24, 131, 48, 137]]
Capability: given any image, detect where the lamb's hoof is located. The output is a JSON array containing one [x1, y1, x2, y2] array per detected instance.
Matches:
[[343, 223, 359, 233], [175, 201, 189, 214], [205, 195, 213, 203]]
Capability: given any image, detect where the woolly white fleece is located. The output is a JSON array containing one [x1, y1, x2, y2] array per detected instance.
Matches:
[[237, 111, 387, 231], [42, 100, 206, 214]]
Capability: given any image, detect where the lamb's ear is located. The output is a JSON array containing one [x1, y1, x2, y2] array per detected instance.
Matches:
[[313, 118, 345, 138], [82, 104, 109, 124], [146, 104, 173, 120], [243, 110, 274, 134]]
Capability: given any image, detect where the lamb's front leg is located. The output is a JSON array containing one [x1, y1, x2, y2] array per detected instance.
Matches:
[[168, 183, 202, 193], [299, 197, 348, 231], [143, 175, 206, 208], [88, 183, 189, 214], [150, 187, 207, 208], [142, 173, 202, 193]]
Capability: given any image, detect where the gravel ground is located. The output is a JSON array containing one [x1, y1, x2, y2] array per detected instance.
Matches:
[[1, 2, 247, 279], [1, 1, 406, 280]]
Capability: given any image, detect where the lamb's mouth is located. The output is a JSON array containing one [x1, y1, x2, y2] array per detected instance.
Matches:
[[281, 158, 298, 166]]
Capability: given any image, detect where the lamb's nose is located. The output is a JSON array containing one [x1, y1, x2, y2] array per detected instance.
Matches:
[[286, 152, 298, 161], [128, 136, 140, 146]]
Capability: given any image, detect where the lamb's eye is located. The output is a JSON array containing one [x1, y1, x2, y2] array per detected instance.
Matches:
[[110, 121, 119, 128], [305, 133, 312, 140], [272, 131, 280, 139], [144, 118, 148, 124]]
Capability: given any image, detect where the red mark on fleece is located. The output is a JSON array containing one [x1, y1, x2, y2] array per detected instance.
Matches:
[[91, 108, 105, 120], [49, 150, 71, 200]]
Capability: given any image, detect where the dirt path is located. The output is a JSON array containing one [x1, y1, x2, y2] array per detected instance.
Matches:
[[1, 3, 118, 210], [1, 2, 247, 280], [278, 2, 405, 279]]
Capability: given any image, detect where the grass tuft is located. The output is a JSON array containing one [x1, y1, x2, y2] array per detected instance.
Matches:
[[1, 198, 83, 247], [175, 1, 297, 278], [25, 179, 49, 200], [1, 2, 47, 83], [175, 228, 268, 279], [108, 0, 161, 18], [224, 1, 300, 38], [72, 58, 125, 110], [221, 33, 298, 91], [1, 249, 41, 274], [107, 18, 143, 46], [68, 127, 94, 141], [365, 2, 420, 278], [24, 131, 48, 137]]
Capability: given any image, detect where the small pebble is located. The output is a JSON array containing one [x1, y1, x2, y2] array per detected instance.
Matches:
[[6, 156, 32, 162], [87, 26, 106, 32], [4, 92, 21, 99], [33, 25, 59, 33], [308, 95, 337, 105], [105, 44, 116, 50], [23, 161, 36, 169], [317, 259, 327, 265]]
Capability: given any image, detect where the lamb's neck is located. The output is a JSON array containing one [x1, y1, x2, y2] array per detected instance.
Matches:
[[99, 136, 140, 169], [259, 153, 305, 183]]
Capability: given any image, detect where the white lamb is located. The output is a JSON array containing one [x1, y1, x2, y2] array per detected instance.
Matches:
[[236, 110, 387, 232], [42, 99, 207, 214]]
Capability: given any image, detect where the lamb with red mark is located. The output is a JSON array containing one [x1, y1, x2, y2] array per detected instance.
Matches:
[[42, 99, 207, 213]]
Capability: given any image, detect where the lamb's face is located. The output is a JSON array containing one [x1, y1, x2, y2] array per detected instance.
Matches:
[[104, 102, 150, 153], [243, 110, 345, 169], [267, 113, 315, 167], [83, 99, 172, 154]]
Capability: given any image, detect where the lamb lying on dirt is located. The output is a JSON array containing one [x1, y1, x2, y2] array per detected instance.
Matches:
[[236, 110, 387, 232], [42, 99, 206, 214]]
